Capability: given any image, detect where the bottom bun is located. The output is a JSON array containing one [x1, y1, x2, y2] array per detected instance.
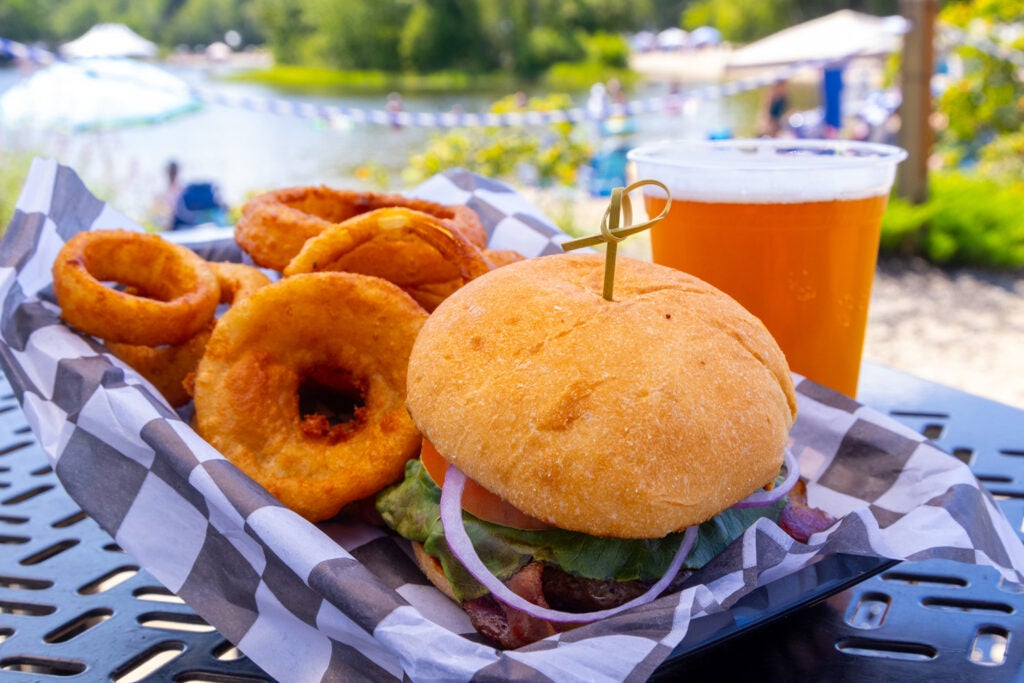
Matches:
[[411, 541, 459, 603]]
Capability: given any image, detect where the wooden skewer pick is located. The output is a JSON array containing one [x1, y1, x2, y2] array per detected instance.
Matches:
[[561, 179, 671, 301]]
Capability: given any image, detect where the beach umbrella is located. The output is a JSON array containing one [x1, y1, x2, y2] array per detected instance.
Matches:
[[0, 58, 201, 132], [689, 26, 722, 48], [59, 23, 158, 59], [629, 31, 656, 53], [656, 28, 688, 51]]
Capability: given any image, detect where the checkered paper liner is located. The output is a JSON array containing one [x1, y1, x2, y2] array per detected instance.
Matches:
[[2, 159, 1023, 683]]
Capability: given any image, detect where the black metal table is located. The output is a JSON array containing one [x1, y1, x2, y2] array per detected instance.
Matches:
[[1, 362, 1022, 681]]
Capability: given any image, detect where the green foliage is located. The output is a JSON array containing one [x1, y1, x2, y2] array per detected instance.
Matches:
[[582, 31, 630, 69], [0, 153, 36, 237], [403, 92, 592, 188], [976, 130, 1024, 180], [232, 64, 516, 94], [11, 0, 897, 74], [541, 61, 634, 92], [304, 0, 409, 71], [517, 27, 586, 78], [167, 0, 255, 47], [251, 0, 309, 64], [892, 0, 1024, 271], [681, 0, 899, 44], [935, 0, 1024, 167], [683, 0, 790, 43], [881, 172, 1024, 269], [538, 32, 634, 92], [0, 0, 50, 42], [399, 0, 496, 73]]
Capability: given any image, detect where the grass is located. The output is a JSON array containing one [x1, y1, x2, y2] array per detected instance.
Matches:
[[227, 64, 519, 95], [225, 61, 632, 96]]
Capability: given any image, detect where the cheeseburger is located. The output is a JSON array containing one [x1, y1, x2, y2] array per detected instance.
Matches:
[[376, 252, 821, 648]]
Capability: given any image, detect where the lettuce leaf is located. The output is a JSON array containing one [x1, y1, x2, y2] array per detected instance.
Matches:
[[376, 459, 783, 602]]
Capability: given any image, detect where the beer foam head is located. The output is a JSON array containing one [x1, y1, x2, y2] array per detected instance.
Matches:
[[628, 139, 907, 203]]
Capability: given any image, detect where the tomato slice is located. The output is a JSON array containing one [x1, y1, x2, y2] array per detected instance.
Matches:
[[420, 438, 551, 530]]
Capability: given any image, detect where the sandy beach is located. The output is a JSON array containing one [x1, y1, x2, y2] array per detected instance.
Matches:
[[866, 258, 1024, 410]]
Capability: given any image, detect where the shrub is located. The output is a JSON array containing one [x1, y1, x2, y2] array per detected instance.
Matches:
[[881, 172, 1024, 269], [403, 92, 592, 189], [517, 27, 586, 78], [581, 32, 630, 69]]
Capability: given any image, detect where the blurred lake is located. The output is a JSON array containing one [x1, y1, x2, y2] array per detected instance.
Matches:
[[0, 61, 792, 223]]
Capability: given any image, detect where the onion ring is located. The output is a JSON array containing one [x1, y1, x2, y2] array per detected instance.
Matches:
[[206, 261, 276, 306], [236, 186, 487, 271], [283, 207, 493, 312], [192, 272, 427, 522], [106, 262, 272, 407], [108, 329, 212, 407], [52, 230, 220, 346], [483, 249, 526, 269]]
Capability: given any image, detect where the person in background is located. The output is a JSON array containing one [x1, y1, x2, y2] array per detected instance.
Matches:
[[760, 79, 790, 137], [150, 160, 183, 231], [385, 92, 404, 129], [665, 80, 683, 115]]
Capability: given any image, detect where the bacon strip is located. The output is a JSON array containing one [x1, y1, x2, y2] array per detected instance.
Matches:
[[777, 480, 837, 542], [464, 562, 557, 648]]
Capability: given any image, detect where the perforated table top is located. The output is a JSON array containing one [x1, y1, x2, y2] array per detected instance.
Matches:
[[2, 362, 1022, 681]]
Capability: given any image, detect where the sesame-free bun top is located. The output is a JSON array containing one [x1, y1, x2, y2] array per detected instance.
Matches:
[[406, 253, 797, 538]]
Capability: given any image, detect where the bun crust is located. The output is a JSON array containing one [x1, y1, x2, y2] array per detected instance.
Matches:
[[406, 253, 797, 538], [411, 542, 459, 603]]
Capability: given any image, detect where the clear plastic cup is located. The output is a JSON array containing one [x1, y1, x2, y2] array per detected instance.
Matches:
[[628, 139, 907, 397]]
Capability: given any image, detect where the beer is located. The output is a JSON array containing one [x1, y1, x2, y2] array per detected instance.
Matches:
[[644, 194, 889, 397], [629, 140, 906, 397]]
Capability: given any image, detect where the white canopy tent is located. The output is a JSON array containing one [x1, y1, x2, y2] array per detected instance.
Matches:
[[726, 10, 908, 71], [59, 23, 158, 59]]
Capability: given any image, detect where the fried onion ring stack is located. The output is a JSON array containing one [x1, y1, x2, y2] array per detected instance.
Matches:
[[191, 272, 428, 522], [236, 186, 488, 272], [106, 262, 272, 407], [50, 184, 523, 522]]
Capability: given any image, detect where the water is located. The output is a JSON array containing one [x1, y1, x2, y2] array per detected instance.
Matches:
[[0, 62, 767, 223]]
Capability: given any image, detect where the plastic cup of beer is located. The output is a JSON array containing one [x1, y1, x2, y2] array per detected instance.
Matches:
[[628, 139, 907, 397]]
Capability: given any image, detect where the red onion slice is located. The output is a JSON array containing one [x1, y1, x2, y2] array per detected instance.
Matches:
[[732, 447, 799, 509], [439, 464, 698, 624]]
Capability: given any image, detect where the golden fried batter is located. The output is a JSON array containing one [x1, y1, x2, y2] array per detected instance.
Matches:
[[192, 272, 427, 522]]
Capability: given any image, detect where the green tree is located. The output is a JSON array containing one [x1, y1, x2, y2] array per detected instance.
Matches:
[[472, 0, 645, 78], [555, 0, 654, 33], [934, 0, 1024, 170], [682, 0, 899, 44], [399, 0, 495, 73], [168, 0, 246, 47], [0, 0, 51, 42], [251, 0, 310, 64], [305, 0, 411, 71], [682, 0, 793, 43], [46, 0, 109, 42]]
